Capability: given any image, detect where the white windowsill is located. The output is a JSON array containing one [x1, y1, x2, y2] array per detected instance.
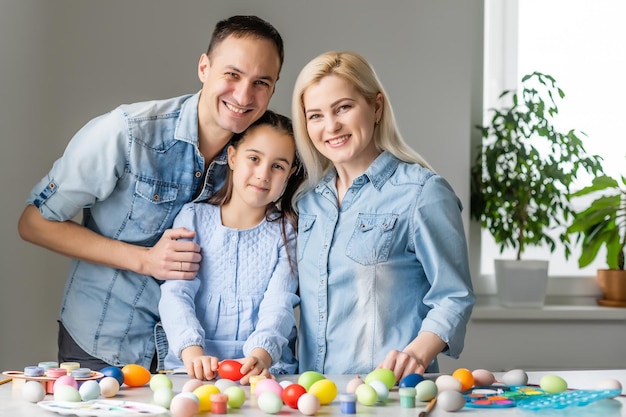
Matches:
[[472, 295, 626, 321]]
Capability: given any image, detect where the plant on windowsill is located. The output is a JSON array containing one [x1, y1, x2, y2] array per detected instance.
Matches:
[[564, 170, 626, 306], [470, 71, 604, 307]]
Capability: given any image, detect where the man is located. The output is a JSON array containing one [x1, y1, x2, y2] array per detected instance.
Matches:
[[17, 15, 284, 372]]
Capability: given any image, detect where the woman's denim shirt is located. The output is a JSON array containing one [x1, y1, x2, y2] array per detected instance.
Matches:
[[296, 151, 475, 374], [27, 92, 228, 369]]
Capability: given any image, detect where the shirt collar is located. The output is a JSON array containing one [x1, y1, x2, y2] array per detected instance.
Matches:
[[174, 91, 201, 146], [317, 151, 400, 192]]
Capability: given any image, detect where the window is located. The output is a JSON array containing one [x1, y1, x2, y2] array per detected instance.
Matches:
[[479, 1, 626, 282]]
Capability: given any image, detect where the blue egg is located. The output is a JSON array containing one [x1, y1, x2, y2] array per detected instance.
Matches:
[[99, 366, 124, 386], [399, 373, 425, 388]]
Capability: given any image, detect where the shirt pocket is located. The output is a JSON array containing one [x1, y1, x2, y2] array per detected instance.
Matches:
[[130, 178, 179, 234], [297, 214, 317, 262], [346, 213, 399, 265]]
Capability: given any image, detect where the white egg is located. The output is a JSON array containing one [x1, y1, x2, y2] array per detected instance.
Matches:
[[596, 378, 623, 398], [435, 374, 462, 392], [214, 378, 236, 392], [22, 381, 46, 403], [437, 390, 466, 412], [79, 380, 101, 401], [501, 369, 528, 386], [99, 376, 120, 398]]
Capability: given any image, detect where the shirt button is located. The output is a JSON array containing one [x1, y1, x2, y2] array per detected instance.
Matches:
[[195, 171, 202, 178], [153, 194, 159, 201], [319, 314, 324, 319]]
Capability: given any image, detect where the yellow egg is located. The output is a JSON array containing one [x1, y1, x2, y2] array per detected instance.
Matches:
[[308, 379, 338, 405], [193, 384, 220, 412]]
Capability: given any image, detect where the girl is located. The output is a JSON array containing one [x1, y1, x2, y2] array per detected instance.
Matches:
[[159, 110, 305, 383]]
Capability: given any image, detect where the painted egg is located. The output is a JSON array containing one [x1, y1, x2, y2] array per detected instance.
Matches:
[[170, 393, 200, 417], [298, 370, 325, 390], [53, 385, 81, 402], [79, 380, 101, 401], [99, 376, 120, 397], [452, 368, 475, 391], [121, 364, 151, 387], [355, 383, 378, 406], [365, 368, 396, 389], [435, 374, 462, 392], [153, 386, 175, 408], [297, 393, 321, 416], [438, 390, 466, 411], [415, 380, 438, 401], [149, 374, 173, 391], [472, 369, 496, 386], [53, 375, 78, 392], [99, 366, 125, 385], [193, 383, 220, 412], [279, 380, 294, 389], [224, 385, 246, 408], [539, 374, 568, 393], [255, 378, 283, 397], [257, 391, 284, 414], [22, 380, 46, 403], [214, 378, 236, 392], [181, 378, 204, 393], [217, 359, 244, 381], [400, 373, 425, 388], [368, 380, 389, 402], [596, 378, 623, 398], [308, 378, 338, 405], [502, 369, 528, 386], [346, 375, 365, 393], [282, 383, 307, 409]]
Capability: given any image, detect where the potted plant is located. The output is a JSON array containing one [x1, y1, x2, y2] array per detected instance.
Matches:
[[470, 71, 604, 307], [564, 172, 626, 306]]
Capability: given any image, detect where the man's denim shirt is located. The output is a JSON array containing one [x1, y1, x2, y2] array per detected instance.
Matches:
[[27, 92, 228, 369], [296, 151, 475, 374]]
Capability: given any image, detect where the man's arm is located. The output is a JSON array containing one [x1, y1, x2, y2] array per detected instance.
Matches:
[[18, 204, 201, 280]]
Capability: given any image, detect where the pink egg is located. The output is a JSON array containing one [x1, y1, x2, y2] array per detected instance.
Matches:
[[182, 378, 205, 393], [472, 369, 496, 386], [53, 375, 78, 392], [346, 375, 365, 393], [99, 376, 120, 398], [297, 393, 321, 416], [170, 393, 200, 417], [255, 378, 283, 397]]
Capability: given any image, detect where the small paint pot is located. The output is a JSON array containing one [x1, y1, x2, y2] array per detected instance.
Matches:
[[210, 393, 228, 414], [399, 387, 417, 408], [249, 375, 267, 395], [24, 366, 45, 377], [71, 368, 92, 378], [45, 368, 67, 378], [38, 362, 59, 372], [60, 362, 80, 374], [339, 393, 357, 414]]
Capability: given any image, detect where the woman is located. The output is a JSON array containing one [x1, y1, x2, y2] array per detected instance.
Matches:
[[292, 51, 475, 381]]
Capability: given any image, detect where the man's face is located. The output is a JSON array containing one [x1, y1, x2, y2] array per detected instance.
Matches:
[[198, 35, 281, 136]]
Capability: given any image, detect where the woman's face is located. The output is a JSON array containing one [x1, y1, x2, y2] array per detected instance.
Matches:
[[303, 75, 382, 170]]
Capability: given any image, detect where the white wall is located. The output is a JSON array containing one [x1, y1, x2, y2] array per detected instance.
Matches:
[[0, 0, 484, 370]]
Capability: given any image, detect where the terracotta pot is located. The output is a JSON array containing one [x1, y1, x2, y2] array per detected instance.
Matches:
[[597, 269, 626, 301]]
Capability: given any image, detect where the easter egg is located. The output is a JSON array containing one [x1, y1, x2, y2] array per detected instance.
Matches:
[[182, 378, 204, 393], [502, 369, 528, 386], [435, 374, 462, 392], [149, 374, 173, 391], [355, 383, 378, 406], [170, 393, 200, 417], [399, 373, 425, 388], [193, 383, 220, 412], [255, 378, 284, 397], [472, 369, 496, 386], [99, 366, 125, 385], [257, 391, 284, 414], [346, 375, 365, 393], [308, 378, 338, 405], [53, 385, 82, 402], [53, 375, 78, 392], [452, 368, 474, 391], [99, 376, 120, 397], [368, 379, 389, 402], [540, 374, 568, 394], [298, 370, 325, 391], [218, 359, 245, 381], [415, 379, 438, 401], [79, 380, 101, 401], [121, 364, 151, 387], [282, 383, 307, 409], [153, 387, 175, 408], [438, 390, 466, 411], [365, 368, 396, 389], [596, 378, 623, 398], [224, 385, 246, 408], [22, 380, 46, 403], [214, 378, 236, 392], [297, 393, 321, 416]]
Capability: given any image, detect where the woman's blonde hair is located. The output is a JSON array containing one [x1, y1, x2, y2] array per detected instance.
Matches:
[[292, 50, 432, 197]]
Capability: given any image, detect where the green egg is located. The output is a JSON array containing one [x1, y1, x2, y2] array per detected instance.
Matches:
[[355, 383, 378, 406], [298, 371, 325, 391], [364, 369, 396, 389], [540, 374, 568, 394], [415, 380, 438, 402]]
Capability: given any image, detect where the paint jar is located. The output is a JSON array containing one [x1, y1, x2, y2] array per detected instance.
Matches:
[[210, 393, 228, 414], [399, 387, 417, 408], [339, 393, 357, 414], [60, 362, 80, 375], [23, 366, 44, 377]]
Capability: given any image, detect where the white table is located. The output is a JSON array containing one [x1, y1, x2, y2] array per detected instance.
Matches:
[[0, 369, 624, 416]]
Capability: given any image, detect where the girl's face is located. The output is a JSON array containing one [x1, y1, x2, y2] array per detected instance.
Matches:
[[303, 74, 382, 171], [227, 124, 296, 209]]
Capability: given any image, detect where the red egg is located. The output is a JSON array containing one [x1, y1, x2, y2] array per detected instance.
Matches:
[[282, 383, 307, 409], [217, 360, 244, 381]]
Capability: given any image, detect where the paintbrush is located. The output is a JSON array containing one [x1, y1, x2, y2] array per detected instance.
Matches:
[[418, 397, 437, 417]]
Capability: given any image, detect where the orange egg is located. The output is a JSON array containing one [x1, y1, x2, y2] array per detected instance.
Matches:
[[121, 364, 151, 387], [452, 368, 474, 391]]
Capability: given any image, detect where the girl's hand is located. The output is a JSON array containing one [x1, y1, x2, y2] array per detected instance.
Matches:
[[238, 348, 273, 384], [377, 349, 427, 382], [181, 346, 219, 380]]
